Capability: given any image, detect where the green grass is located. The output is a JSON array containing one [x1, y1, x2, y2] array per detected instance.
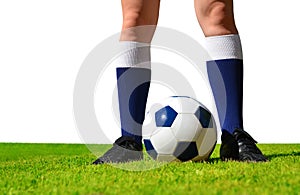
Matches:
[[0, 143, 299, 195]]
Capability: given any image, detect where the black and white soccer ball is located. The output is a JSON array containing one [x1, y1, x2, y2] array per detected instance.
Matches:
[[143, 96, 217, 162]]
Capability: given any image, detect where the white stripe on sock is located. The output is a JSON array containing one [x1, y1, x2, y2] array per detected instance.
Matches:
[[115, 41, 151, 69], [205, 34, 243, 60]]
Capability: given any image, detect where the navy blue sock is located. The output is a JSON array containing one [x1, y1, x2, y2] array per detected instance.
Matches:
[[116, 67, 151, 144], [207, 59, 244, 134]]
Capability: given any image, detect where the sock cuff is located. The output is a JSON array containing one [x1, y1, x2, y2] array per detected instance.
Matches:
[[205, 34, 243, 60], [115, 41, 151, 69]]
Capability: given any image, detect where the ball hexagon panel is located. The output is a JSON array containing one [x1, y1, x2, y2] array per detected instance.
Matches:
[[173, 141, 199, 161], [171, 113, 202, 141], [155, 106, 178, 127], [194, 106, 213, 128], [150, 127, 178, 155], [196, 128, 217, 157], [167, 96, 201, 114]]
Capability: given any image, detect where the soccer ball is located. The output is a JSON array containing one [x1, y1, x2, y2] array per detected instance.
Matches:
[[143, 96, 217, 162]]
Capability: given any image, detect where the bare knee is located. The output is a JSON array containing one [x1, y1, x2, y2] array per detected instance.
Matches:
[[122, 9, 158, 30], [195, 0, 238, 36], [123, 11, 144, 29], [121, 2, 159, 42]]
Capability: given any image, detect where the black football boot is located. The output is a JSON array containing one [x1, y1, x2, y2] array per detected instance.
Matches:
[[92, 136, 143, 164], [220, 130, 239, 161], [220, 128, 268, 162]]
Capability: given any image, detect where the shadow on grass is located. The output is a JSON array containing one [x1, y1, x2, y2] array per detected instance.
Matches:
[[205, 151, 300, 163], [265, 151, 300, 160], [206, 157, 221, 164]]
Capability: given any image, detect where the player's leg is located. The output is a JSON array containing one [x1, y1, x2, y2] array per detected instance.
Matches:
[[194, 0, 267, 162], [120, 0, 160, 42], [93, 0, 160, 164]]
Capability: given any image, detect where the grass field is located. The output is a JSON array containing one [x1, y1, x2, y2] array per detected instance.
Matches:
[[0, 143, 299, 194]]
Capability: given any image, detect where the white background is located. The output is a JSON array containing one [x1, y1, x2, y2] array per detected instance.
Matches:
[[0, 0, 299, 143]]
